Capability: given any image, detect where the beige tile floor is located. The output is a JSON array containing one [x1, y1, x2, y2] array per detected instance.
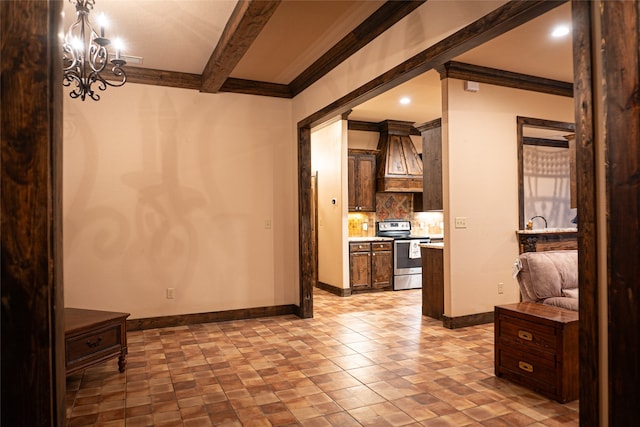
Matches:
[[66, 288, 579, 426]]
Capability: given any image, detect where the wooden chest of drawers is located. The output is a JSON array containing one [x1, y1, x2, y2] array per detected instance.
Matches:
[[65, 308, 130, 376], [494, 302, 578, 403]]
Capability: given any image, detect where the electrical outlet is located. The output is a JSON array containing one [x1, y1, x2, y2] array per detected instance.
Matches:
[[455, 217, 467, 228], [166, 288, 175, 299], [498, 282, 504, 294]]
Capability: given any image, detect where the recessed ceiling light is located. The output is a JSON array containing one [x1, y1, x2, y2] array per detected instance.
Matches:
[[399, 97, 411, 105], [551, 25, 570, 38]]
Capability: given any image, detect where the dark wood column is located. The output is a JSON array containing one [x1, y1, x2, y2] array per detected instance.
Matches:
[[1, 1, 65, 426], [297, 125, 313, 318], [575, 0, 640, 424], [572, 1, 599, 423], [599, 1, 640, 424]]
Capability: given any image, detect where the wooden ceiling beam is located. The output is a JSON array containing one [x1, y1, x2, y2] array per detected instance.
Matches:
[[438, 61, 573, 97], [219, 78, 292, 98], [299, 0, 568, 128], [347, 120, 421, 136], [200, 0, 281, 94], [120, 67, 201, 90], [289, 0, 426, 97]]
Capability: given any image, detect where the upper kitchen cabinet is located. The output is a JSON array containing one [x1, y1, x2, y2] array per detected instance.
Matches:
[[415, 119, 443, 211], [348, 149, 377, 212], [376, 120, 423, 193]]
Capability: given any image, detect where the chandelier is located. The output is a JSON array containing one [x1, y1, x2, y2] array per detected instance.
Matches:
[[62, 0, 127, 101]]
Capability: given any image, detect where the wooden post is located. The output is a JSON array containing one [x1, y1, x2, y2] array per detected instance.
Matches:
[[1, 1, 66, 425], [599, 1, 640, 424]]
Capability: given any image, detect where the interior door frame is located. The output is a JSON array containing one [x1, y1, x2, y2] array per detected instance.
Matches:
[[297, 0, 605, 422]]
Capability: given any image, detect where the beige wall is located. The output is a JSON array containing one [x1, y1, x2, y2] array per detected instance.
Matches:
[[442, 78, 575, 317], [63, 1, 509, 319], [63, 84, 296, 318], [311, 118, 348, 288]]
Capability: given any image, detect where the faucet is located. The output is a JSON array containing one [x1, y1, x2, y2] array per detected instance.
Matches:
[[526, 215, 548, 230]]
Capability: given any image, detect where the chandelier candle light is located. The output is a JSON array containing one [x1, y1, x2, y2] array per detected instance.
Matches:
[[63, 0, 127, 101]]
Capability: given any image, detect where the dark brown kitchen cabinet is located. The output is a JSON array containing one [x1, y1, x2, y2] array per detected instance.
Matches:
[[372, 242, 393, 289], [349, 242, 372, 291], [421, 245, 444, 319], [349, 241, 392, 292], [415, 119, 442, 211], [348, 150, 376, 212]]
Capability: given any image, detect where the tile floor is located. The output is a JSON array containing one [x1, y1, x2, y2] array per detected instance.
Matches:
[[66, 288, 579, 426]]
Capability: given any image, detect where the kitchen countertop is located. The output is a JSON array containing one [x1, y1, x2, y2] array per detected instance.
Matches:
[[348, 236, 394, 242], [516, 228, 577, 235], [349, 235, 443, 242], [419, 242, 444, 249]]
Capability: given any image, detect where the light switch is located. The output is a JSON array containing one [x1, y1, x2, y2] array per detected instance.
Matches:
[[264, 219, 272, 229]]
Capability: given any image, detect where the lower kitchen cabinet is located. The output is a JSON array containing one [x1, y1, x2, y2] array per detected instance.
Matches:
[[349, 241, 392, 292], [349, 242, 372, 291], [372, 242, 393, 289]]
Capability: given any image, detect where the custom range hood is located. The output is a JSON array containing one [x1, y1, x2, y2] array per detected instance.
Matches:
[[376, 120, 423, 192]]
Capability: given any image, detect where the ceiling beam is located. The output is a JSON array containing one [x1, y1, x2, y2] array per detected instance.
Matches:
[[347, 120, 421, 136], [219, 78, 291, 98], [122, 67, 201, 90], [437, 61, 573, 97], [299, 0, 568, 128], [289, 0, 426, 96], [201, 0, 281, 94]]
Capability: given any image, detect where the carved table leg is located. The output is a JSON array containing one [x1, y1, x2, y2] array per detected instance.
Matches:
[[118, 347, 127, 373]]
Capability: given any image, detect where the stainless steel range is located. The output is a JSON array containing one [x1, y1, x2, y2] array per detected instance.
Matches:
[[376, 220, 430, 290]]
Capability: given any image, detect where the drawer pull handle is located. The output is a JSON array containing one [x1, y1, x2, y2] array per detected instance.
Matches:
[[86, 336, 103, 348], [518, 361, 534, 373], [518, 330, 533, 341]]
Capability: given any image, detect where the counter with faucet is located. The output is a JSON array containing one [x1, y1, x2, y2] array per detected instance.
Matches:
[[515, 228, 578, 253]]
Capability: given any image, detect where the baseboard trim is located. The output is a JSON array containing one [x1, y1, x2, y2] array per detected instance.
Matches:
[[127, 304, 298, 331], [442, 311, 494, 329], [316, 282, 351, 297]]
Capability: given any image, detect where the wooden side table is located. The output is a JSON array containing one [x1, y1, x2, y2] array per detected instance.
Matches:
[[65, 308, 130, 376], [494, 302, 579, 403]]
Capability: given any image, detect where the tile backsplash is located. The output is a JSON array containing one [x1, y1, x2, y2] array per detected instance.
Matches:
[[348, 212, 375, 237], [348, 193, 443, 237], [376, 193, 412, 220]]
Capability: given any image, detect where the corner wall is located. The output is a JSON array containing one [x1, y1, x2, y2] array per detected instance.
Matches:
[[442, 78, 574, 317]]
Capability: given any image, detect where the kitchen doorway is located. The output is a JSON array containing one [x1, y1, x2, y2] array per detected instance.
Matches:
[[297, 1, 607, 423]]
